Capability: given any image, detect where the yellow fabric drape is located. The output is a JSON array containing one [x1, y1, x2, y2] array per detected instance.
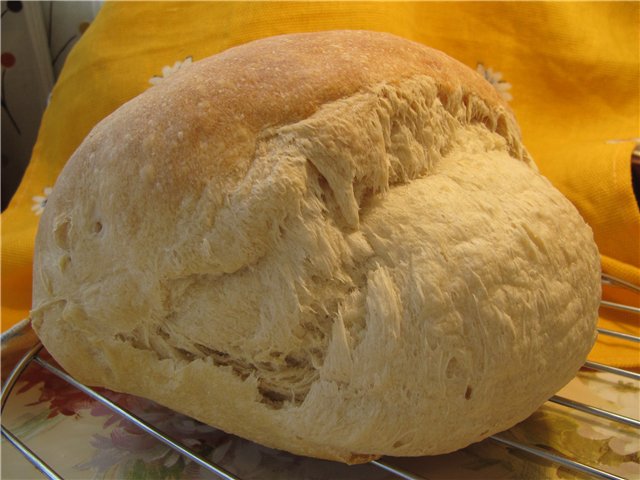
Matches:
[[2, 2, 638, 367]]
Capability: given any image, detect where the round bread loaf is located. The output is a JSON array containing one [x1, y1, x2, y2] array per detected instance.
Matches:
[[31, 30, 601, 463]]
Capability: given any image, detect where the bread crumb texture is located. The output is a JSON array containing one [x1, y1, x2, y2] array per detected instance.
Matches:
[[31, 31, 600, 463]]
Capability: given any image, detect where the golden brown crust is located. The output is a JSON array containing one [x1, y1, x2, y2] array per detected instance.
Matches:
[[47, 30, 512, 223]]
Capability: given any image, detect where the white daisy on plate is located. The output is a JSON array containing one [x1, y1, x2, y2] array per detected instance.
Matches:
[[149, 56, 193, 86], [476, 63, 513, 102], [31, 187, 53, 216]]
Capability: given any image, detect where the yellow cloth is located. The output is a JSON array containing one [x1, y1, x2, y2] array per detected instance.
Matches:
[[2, 2, 639, 367]]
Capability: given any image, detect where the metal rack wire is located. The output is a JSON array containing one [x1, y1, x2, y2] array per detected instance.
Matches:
[[2, 274, 638, 480]]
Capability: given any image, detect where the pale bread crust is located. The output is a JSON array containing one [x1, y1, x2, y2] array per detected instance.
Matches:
[[32, 31, 600, 463]]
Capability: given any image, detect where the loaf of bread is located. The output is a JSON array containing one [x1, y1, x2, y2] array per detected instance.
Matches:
[[31, 30, 601, 463]]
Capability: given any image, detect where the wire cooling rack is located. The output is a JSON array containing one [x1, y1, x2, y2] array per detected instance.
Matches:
[[2, 272, 639, 480]]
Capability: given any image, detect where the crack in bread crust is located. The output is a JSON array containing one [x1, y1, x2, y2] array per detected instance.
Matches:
[[106, 76, 531, 411]]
